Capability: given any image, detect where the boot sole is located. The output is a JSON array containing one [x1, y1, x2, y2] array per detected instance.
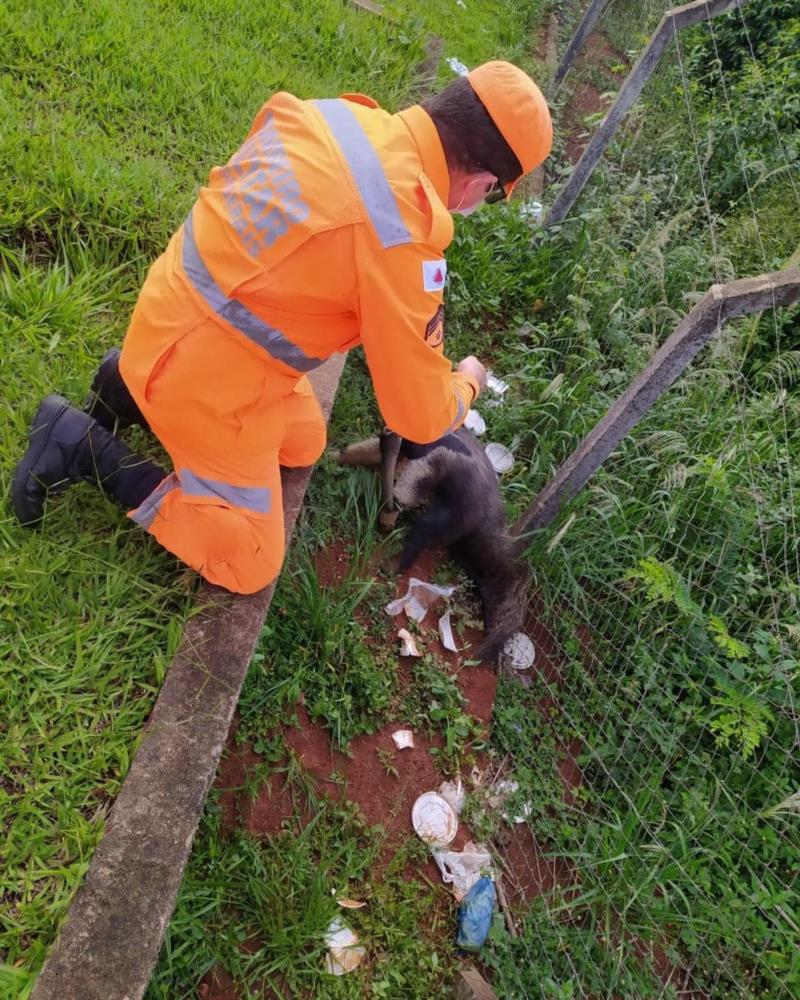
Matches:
[[10, 395, 73, 527]]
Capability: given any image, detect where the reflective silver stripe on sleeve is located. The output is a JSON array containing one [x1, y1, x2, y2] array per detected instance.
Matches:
[[130, 473, 180, 530], [313, 99, 412, 249], [182, 212, 324, 373], [445, 396, 467, 435], [180, 470, 271, 514]]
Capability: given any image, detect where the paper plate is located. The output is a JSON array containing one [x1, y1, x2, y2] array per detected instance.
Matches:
[[412, 792, 458, 848], [501, 632, 536, 670], [485, 442, 514, 474]]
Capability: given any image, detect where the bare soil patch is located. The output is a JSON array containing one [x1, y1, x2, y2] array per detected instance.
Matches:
[[561, 30, 628, 165]]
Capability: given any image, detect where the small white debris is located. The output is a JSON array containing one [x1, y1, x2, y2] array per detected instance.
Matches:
[[519, 200, 543, 224], [438, 612, 458, 652], [485, 442, 514, 475], [501, 632, 536, 670], [455, 0, 467, 7], [486, 372, 510, 396], [412, 791, 459, 848], [464, 408, 486, 436], [324, 918, 366, 975], [446, 56, 470, 76], [398, 628, 422, 657], [337, 898, 367, 909], [488, 779, 533, 824], [385, 577, 457, 624], [392, 729, 415, 750], [439, 777, 466, 815]]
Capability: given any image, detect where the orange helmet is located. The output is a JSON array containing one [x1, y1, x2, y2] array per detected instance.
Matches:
[[467, 61, 553, 196]]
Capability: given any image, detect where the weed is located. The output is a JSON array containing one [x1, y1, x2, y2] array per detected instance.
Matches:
[[375, 747, 400, 780], [401, 656, 486, 773]]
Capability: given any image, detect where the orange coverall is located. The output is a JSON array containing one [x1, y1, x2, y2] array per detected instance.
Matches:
[[119, 92, 479, 593]]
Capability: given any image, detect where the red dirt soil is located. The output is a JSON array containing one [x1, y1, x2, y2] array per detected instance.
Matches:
[[200, 549, 505, 998], [561, 30, 628, 165]]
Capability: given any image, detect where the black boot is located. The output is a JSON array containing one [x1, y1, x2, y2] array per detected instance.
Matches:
[[11, 394, 166, 527], [83, 347, 149, 433]]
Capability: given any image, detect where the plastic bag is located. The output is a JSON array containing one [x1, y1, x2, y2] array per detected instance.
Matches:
[[456, 877, 496, 952], [432, 841, 491, 901]]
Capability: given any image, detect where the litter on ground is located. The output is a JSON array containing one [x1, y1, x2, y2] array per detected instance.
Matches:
[[397, 628, 422, 657], [324, 918, 366, 975], [411, 791, 458, 848], [485, 372, 510, 396], [485, 442, 514, 475], [391, 729, 415, 750], [385, 577, 457, 624], [438, 611, 458, 652], [337, 898, 367, 909], [519, 199, 544, 224], [464, 408, 486, 435], [432, 841, 492, 901], [501, 631, 536, 670], [446, 56, 469, 76], [438, 777, 465, 816], [456, 877, 496, 952], [488, 778, 533, 824]]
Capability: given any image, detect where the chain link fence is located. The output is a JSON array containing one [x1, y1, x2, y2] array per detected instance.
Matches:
[[488, 1, 799, 996]]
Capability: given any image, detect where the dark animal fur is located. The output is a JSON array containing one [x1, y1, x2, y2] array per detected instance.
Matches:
[[337, 428, 529, 662]]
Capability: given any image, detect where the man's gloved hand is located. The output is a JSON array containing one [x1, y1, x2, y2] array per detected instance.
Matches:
[[457, 355, 488, 397]]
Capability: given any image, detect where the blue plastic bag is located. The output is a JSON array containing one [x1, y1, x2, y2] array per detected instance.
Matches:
[[456, 876, 496, 953]]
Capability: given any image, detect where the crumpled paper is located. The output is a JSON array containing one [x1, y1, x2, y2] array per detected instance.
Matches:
[[324, 918, 366, 975], [385, 577, 456, 624], [397, 628, 422, 657]]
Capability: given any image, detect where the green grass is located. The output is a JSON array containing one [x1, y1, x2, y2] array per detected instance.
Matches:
[[0, 0, 548, 994], [477, 6, 800, 998], [5, 0, 798, 997], [146, 786, 456, 1000]]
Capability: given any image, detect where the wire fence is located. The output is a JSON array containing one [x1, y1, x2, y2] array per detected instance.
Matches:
[[491, 1, 799, 996]]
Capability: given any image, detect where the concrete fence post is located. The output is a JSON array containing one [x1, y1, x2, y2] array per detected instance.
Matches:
[[544, 0, 749, 229], [513, 268, 800, 542], [551, 0, 611, 94]]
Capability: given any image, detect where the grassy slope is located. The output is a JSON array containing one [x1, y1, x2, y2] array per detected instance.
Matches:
[[479, 4, 800, 999], [0, 0, 547, 996]]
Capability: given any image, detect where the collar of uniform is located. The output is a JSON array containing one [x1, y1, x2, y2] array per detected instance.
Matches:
[[398, 105, 450, 208]]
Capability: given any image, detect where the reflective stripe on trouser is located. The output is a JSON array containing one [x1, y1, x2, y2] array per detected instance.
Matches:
[[120, 292, 327, 593], [127, 379, 326, 593]]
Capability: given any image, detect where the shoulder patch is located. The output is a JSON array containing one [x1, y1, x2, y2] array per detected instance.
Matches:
[[425, 305, 445, 348], [422, 259, 447, 293]]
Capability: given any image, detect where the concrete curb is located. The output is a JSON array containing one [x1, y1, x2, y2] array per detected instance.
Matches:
[[31, 355, 345, 1000], [453, 964, 499, 1000]]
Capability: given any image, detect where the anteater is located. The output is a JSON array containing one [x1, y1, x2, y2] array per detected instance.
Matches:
[[336, 428, 529, 662]]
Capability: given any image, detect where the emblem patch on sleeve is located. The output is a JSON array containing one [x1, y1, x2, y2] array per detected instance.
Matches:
[[425, 305, 445, 348], [422, 259, 447, 292]]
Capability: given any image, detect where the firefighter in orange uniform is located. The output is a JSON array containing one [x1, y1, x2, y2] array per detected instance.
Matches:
[[12, 61, 552, 593]]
